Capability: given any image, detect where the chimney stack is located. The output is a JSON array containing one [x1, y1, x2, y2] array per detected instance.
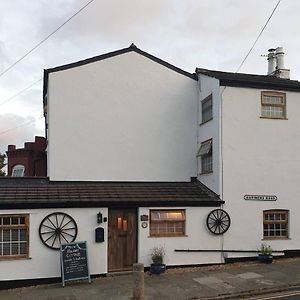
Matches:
[[267, 48, 276, 75], [267, 47, 290, 79]]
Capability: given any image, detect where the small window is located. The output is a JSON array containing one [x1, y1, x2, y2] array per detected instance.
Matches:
[[0, 214, 29, 259], [263, 210, 288, 239], [261, 91, 286, 119], [12, 165, 25, 177], [150, 210, 185, 237], [202, 94, 213, 123], [197, 139, 212, 174]]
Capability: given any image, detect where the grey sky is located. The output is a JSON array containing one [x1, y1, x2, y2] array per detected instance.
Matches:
[[0, 0, 299, 153]]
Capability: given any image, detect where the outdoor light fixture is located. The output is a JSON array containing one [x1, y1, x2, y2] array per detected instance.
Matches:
[[97, 212, 103, 224]]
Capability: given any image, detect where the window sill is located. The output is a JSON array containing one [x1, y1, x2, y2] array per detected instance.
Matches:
[[148, 235, 188, 238], [262, 237, 290, 240], [260, 116, 288, 120], [199, 171, 213, 175], [0, 256, 31, 261], [200, 118, 213, 126]]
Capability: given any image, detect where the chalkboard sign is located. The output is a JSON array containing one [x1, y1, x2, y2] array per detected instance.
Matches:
[[60, 241, 91, 286]]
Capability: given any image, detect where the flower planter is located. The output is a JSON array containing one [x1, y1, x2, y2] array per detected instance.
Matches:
[[150, 263, 166, 275], [258, 254, 273, 264]]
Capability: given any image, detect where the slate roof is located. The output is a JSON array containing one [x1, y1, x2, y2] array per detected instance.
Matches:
[[196, 68, 300, 92], [0, 178, 223, 209]]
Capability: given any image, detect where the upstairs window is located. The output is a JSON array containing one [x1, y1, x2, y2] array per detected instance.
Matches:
[[198, 139, 213, 174], [150, 210, 185, 237], [263, 210, 288, 239], [12, 165, 25, 177], [261, 92, 286, 119], [201, 94, 213, 123], [0, 214, 29, 259]]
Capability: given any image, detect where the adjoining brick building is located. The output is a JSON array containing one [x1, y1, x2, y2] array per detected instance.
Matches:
[[6, 136, 47, 177]]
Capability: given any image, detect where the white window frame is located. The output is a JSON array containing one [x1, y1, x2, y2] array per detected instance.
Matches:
[[12, 165, 25, 177]]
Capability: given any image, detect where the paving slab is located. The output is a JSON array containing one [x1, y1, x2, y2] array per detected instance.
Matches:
[[1, 258, 300, 300]]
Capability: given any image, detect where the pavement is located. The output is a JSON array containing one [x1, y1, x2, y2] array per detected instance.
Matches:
[[1, 257, 300, 300]]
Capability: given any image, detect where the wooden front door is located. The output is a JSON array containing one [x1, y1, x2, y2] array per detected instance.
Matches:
[[108, 208, 137, 272]]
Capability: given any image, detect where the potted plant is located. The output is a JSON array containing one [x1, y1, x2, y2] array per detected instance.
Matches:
[[149, 246, 166, 274], [258, 243, 273, 264]]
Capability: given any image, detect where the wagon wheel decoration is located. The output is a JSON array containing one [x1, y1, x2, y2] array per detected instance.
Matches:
[[206, 209, 231, 235], [39, 212, 78, 250]]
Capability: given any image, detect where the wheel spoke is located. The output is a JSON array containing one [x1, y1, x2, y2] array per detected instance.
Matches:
[[51, 234, 58, 247], [59, 214, 66, 228], [60, 232, 69, 243], [62, 231, 76, 238], [42, 224, 56, 230], [62, 227, 76, 231], [47, 217, 57, 229], [55, 214, 59, 227], [44, 232, 56, 243], [61, 219, 73, 229], [41, 231, 55, 235]]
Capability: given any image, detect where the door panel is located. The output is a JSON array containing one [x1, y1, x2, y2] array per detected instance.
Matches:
[[108, 208, 137, 272]]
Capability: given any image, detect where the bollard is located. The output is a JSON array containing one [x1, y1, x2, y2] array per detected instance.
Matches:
[[132, 263, 144, 300]]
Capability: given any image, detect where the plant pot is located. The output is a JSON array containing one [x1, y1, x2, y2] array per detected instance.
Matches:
[[258, 254, 273, 264], [150, 263, 166, 275]]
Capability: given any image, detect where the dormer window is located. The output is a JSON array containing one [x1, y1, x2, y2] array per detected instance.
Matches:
[[12, 165, 25, 177], [261, 91, 286, 119]]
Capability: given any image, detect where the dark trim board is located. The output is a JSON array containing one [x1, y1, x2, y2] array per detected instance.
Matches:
[[0, 199, 223, 210]]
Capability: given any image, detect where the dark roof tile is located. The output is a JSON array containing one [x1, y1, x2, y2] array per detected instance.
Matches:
[[196, 68, 300, 92], [0, 178, 222, 209]]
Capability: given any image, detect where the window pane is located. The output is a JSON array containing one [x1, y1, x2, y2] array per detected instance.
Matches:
[[11, 243, 19, 255], [3, 230, 10, 242], [11, 229, 18, 241], [3, 217, 10, 225], [202, 95, 213, 123], [3, 243, 10, 255], [20, 243, 27, 255]]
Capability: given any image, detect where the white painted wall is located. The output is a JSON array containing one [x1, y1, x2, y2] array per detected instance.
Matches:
[[138, 207, 223, 266], [197, 74, 221, 195], [0, 208, 108, 281], [221, 87, 300, 256], [47, 51, 198, 181], [1, 206, 223, 281]]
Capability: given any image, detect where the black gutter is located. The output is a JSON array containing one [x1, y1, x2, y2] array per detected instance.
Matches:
[[0, 200, 223, 210]]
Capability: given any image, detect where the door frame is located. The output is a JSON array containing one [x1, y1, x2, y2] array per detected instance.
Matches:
[[107, 207, 138, 272]]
